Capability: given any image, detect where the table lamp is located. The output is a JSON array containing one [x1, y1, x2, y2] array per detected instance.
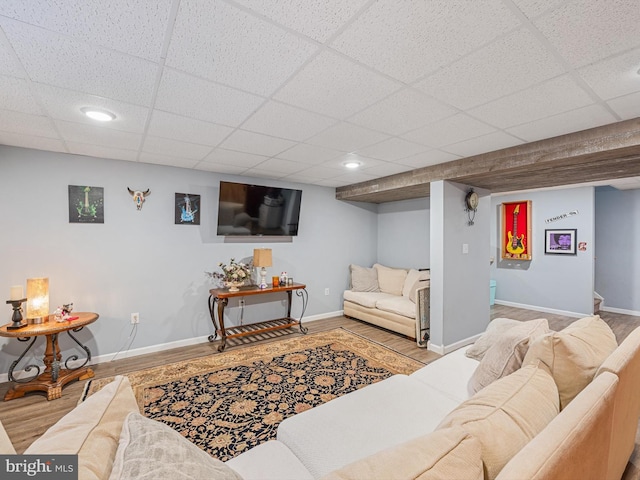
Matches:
[[253, 249, 272, 289], [26, 277, 49, 324]]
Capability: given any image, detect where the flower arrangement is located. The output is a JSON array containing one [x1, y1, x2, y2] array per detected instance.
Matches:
[[206, 258, 252, 287]]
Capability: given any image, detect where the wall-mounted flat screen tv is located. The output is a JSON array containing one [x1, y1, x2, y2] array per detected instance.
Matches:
[[217, 181, 303, 236]]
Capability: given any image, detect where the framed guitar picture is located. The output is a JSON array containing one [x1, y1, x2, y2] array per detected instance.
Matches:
[[501, 200, 532, 260]]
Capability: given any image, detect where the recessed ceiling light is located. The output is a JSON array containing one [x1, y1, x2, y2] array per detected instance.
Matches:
[[81, 107, 116, 122], [343, 161, 362, 169]]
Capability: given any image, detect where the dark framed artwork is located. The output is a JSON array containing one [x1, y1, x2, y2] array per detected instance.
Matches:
[[545, 229, 577, 255], [501, 200, 532, 260], [175, 193, 200, 225], [68, 185, 104, 223]]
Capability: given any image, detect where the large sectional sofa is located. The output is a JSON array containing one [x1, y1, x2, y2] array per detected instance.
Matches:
[[343, 264, 431, 346], [2, 315, 639, 480]]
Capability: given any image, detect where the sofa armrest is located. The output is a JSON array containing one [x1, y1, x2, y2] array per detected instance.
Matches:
[[415, 285, 430, 346]]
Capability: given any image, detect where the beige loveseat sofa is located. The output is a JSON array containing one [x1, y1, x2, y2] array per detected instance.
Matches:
[[3, 315, 639, 480], [343, 264, 430, 346]]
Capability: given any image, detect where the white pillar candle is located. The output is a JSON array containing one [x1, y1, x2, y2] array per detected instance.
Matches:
[[10, 285, 23, 301]]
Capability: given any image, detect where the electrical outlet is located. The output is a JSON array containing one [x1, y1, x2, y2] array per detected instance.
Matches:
[[239, 298, 245, 307], [130, 312, 139, 324], [324, 288, 330, 296]]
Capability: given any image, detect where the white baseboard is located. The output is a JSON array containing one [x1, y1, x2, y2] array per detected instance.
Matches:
[[601, 306, 640, 317], [0, 311, 344, 384], [428, 333, 480, 356], [494, 300, 589, 318]]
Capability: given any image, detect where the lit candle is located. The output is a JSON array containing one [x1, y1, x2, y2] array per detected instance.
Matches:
[[10, 285, 23, 301]]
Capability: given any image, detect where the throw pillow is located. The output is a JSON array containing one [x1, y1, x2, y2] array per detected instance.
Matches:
[[25, 375, 139, 480], [523, 315, 618, 410], [110, 413, 242, 480], [468, 319, 550, 394], [402, 269, 430, 297], [373, 264, 408, 296], [349, 264, 379, 292], [409, 279, 430, 303], [466, 318, 548, 361], [437, 361, 559, 480], [322, 426, 483, 480]]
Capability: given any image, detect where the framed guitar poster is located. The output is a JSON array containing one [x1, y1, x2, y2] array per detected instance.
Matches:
[[501, 200, 532, 260]]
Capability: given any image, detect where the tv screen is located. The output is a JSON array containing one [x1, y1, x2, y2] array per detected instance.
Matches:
[[217, 181, 302, 236]]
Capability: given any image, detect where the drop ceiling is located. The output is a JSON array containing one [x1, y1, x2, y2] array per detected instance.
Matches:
[[1, 0, 639, 198]]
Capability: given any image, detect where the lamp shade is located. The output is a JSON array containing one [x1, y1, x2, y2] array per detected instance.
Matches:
[[253, 248, 272, 267], [26, 277, 49, 320]]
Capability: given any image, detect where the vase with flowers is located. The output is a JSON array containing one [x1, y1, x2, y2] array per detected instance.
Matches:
[[206, 258, 252, 291]]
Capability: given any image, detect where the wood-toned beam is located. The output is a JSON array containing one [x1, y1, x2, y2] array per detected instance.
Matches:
[[336, 117, 640, 203]]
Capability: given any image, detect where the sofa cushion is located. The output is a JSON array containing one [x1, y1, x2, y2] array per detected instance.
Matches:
[[343, 290, 396, 309], [322, 426, 483, 480], [226, 440, 313, 480], [523, 315, 618, 409], [438, 361, 559, 480], [408, 279, 430, 303], [25, 375, 139, 480], [375, 296, 415, 319], [468, 319, 549, 393], [110, 412, 242, 480], [402, 269, 430, 297], [349, 264, 379, 292], [466, 318, 547, 361], [373, 264, 407, 296]]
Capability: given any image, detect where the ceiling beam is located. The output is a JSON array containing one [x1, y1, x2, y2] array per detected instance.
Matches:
[[336, 117, 640, 203]]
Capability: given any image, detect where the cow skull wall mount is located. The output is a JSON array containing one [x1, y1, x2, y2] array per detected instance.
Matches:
[[127, 187, 150, 210]]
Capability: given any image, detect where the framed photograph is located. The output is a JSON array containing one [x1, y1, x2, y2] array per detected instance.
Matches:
[[175, 193, 200, 225], [545, 229, 577, 255], [69, 185, 104, 223], [501, 200, 532, 260]]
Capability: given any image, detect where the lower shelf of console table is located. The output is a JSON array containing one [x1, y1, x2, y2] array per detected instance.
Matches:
[[208, 283, 308, 352]]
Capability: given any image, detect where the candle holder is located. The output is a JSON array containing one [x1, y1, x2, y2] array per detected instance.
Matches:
[[6, 298, 27, 330]]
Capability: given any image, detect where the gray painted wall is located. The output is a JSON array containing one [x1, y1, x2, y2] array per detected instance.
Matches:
[[377, 197, 430, 269], [0, 146, 378, 373], [595, 187, 640, 313], [490, 186, 595, 316], [430, 181, 491, 351]]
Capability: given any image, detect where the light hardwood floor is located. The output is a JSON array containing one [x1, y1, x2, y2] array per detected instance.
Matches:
[[1, 306, 639, 473]]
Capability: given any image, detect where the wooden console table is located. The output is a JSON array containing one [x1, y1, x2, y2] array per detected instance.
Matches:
[[208, 283, 308, 352], [0, 312, 98, 401]]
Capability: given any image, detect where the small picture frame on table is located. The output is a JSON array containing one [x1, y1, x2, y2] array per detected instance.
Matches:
[[545, 229, 577, 255]]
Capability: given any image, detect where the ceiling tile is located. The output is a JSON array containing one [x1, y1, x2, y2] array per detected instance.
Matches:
[[357, 137, 429, 162], [155, 69, 265, 127], [321, 153, 385, 170], [142, 136, 212, 160], [147, 110, 234, 147], [219, 130, 297, 157], [534, 0, 640, 68], [234, 0, 369, 42], [607, 91, 640, 120], [0, 0, 173, 61], [415, 28, 564, 110], [274, 50, 401, 119], [2, 20, 158, 105], [55, 119, 142, 150], [276, 143, 342, 164], [306, 122, 389, 151], [290, 165, 343, 180], [511, 0, 566, 19], [242, 101, 336, 141], [402, 113, 495, 148], [398, 150, 461, 168], [469, 75, 594, 129], [349, 88, 456, 135], [0, 109, 58, 138], [578, 48, 640, 100], [249, 158, 307, 175], [328, 171, 379, 184], [331, 0, 520, 83], [138, 152, 199, 169], [166, 0, 318, 97], [35, 83, 149, 133], [0, 131, 66, 152], [442, 131, 524, 157], [238, 168, 284, 180], [0, 75, 43, 114], [360, 161, 414, 177], [0, 28, 24, 77], [506, 104, 618, 142], [203, 148, 267, 168], [66, 142, 139, 162], [195, 161, 247, 175]]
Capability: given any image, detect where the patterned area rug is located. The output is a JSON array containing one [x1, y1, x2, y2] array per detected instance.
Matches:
[[84, 328, 424, 461]]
